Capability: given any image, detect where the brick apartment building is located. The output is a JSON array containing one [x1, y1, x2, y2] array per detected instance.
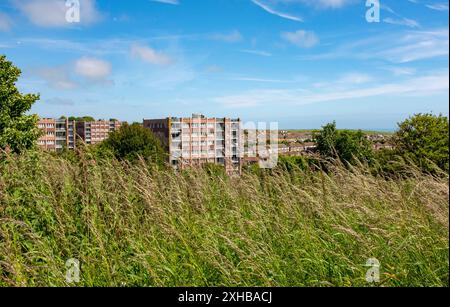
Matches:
[[76, 120, 122, 145], [37, 118, 76, 151], [37, 118, 121, 150], [143, 114, 243, 174]]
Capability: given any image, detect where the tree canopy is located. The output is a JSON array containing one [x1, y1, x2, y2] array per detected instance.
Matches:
[[393, 113, 449, 173], [100, 123, 167, 164], [314, 122, 374, 165], [0, 55, 41, 153]]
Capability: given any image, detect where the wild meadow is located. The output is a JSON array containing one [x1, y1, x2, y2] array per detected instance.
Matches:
[[0, 150, 448, 287]]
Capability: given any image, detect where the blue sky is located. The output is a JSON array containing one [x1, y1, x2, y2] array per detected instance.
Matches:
[[0, 0, 448, 129]]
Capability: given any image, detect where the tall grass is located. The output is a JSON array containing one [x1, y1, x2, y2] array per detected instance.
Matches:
[[0, 151, 448, 287]]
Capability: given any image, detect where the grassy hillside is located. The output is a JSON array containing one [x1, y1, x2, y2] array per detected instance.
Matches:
[[0, 152, 448, 287]]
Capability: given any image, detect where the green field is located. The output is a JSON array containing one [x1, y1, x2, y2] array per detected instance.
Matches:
[[0, 152, 448, 287]]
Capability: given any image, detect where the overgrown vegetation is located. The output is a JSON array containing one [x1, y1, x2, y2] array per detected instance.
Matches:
[[0, 150, 448, 287]]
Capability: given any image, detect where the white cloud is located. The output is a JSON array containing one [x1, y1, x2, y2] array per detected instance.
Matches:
[[300, 0, 357, 9], [150, 0, 179, 4], [384, 17, 420, 28], [12, 0, 101, 27], [384, 66, 416, 76], [230, 77, 297, 83], [130, 44, 174, 66], [74, 57, 112, 80], [240, 49, 272, 57], [313, 72, 373, 89], [214, 72, 449, 108], [209, 30, 243, 43], [251, 0, 356, 20], [34, 66, 79, 90], [381, 29, 449, 63], [46, 97, 75, 106], [337, 73, 373, 85], [0, 12, 12, 32], [281, 30, 319, 48], [426, 3, 449, 11], [297, 28, 449, 63], [251, 0, 303, 22]]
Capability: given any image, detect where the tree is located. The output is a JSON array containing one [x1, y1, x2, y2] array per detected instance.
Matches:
[[393, 113, 449, 173], [314, 122, 374, 165], [100, 123, 167, 164], [0, 55, 41, 153], [69, 116, 96, 122]]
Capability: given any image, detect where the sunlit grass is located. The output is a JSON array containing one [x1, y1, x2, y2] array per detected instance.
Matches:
[[0, 151, 448, 287]]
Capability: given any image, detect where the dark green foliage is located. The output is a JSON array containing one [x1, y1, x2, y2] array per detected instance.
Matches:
[[0, 55, 41, 153], [314, 122, 374, 165], [68, 116, 96, 122], [100, 123, 167, 164], [393, 113, 449, 173]]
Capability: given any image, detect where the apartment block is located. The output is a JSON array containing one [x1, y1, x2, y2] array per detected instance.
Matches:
[[37, 118, 76, 151], [76, 120, 122, 145], [144, 114, 243, 174]]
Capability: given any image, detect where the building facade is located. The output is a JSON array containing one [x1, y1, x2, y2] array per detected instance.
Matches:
[[37, 118, 76, 151], [144, 114, 243, 174], [76, 120, 122, 145]]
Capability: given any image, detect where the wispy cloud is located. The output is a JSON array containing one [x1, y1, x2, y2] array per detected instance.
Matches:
[[312, 72, 373, 90], [300, 0, 357, 9], [337, 72, 373, 85], [150, 0, 179, 4], [0, 12, 12, 32], [215, 72, 449, 108], [209, 30, 243, 43], [240, 49, 272, 57], [383, 66, 416, 76], [130, 44, 174, 66], [426, 3, 449, 11], [297, 28, 449, 63], [33, 66, 79, 90], [46, 97, 76, 106], [251, 0, 356, 20], [381, 3, 421, 28], [281, 30, 319, 48], [251, 0, 303, 22], [381, 29, 449, 63], [384, 17, 420, 28], [230, 77, 297, 83]]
